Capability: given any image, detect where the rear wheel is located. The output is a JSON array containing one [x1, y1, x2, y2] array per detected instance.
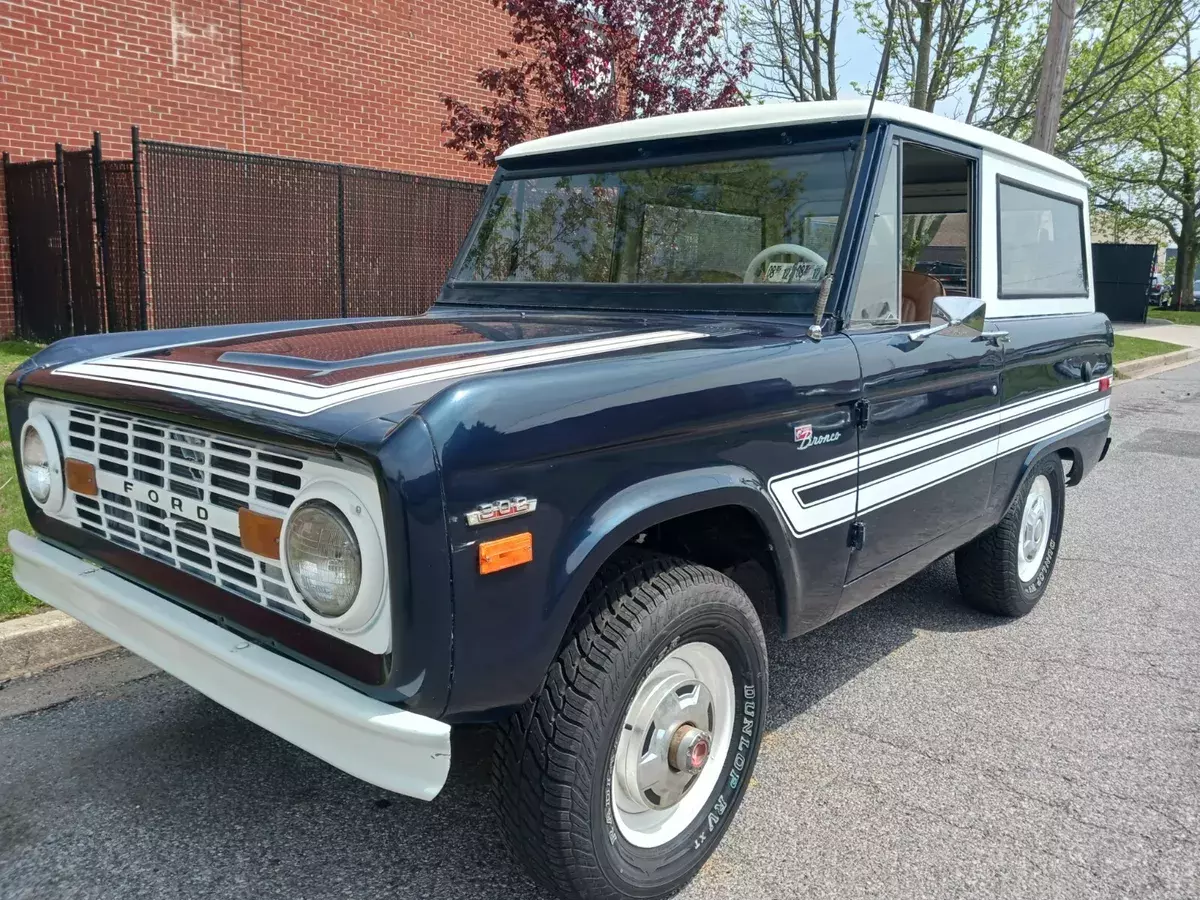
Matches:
[[955, 455, 1066, 617], [492, 550, 768, 900]]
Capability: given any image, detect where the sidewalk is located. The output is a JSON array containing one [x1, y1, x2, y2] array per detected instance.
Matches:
[[1115, 318, 1200, 348]]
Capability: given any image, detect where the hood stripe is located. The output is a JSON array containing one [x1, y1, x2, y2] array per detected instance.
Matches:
[[52, 330, 706, 416]]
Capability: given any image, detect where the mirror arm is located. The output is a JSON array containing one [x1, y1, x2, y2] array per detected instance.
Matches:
[[908, 322, 951, 342], [978, 329, 1010, 344]]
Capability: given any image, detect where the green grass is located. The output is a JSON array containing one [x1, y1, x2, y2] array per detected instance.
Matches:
[[1148, 307, 1200, 326], [1113, 334, 1186, 365], [0, 339, 45, 620]]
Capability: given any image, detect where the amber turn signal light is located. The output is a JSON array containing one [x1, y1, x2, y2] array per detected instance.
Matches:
[[479, 532, 533, 574], [64, 458, 98, 497], [239, 508, 283, 560]]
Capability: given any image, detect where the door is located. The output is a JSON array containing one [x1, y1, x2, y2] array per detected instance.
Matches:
[[842, 138, 1002, 581]]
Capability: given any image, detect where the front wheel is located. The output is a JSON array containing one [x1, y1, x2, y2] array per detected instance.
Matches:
[[955, 455, 1066, 617], [492, 550, 768, 900]]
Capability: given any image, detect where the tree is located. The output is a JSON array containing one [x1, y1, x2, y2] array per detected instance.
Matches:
[[1083, 24, 1200, 307], [974, 0, 1189, 157], [855, 0, 1007, 113], [733, 0, 843, 101], [441, 0, 753, 166]]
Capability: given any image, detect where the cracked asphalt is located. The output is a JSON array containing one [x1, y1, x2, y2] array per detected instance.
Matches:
[[3, 362, 1199, 900]]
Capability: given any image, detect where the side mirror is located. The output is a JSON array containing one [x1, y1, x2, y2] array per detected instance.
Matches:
[[908, 297, 1007, 344]]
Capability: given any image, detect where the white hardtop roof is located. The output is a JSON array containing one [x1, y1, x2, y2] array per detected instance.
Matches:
[[499, 99, 1086, 184]]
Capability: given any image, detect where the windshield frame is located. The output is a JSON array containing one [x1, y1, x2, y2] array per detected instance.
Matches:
[[439, 123, 883, 317]]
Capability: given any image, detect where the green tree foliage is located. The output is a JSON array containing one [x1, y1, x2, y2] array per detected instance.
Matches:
[[1080, 24, 1200, 306], [973, 0, 1191, 157]]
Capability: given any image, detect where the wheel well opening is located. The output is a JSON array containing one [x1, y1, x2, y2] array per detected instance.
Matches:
[[633, 505, 783, 630], [1056, 447, 1081, 485]]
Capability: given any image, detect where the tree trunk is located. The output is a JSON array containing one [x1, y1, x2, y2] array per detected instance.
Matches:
[[912, 2, 935, 111], [1030, 0, 1076, 153], [1176, 207, 1196, 309]]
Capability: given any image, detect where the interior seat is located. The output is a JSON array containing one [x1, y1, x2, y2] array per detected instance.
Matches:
[[900, 270, 946, 323]]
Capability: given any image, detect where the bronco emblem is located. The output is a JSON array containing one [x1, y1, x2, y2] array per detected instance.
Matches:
[[793, 424, 841, 450]]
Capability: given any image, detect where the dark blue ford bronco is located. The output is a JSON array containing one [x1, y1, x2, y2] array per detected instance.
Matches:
[[7, 100, 1112, 899]]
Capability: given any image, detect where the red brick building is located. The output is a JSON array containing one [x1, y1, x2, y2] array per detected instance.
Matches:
[[0, 0, 512, 336]]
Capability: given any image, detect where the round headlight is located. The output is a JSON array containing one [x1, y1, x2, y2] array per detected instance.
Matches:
[[20, 415, 64, 511], [22, 426, 52, 504], [284, 500, 363, 618]]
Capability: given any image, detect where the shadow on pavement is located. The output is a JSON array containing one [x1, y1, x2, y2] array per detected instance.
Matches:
[[0, 557, 1013, 900]]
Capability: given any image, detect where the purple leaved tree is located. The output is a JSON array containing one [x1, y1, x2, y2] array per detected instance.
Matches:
[[442, 0, 752, 166]]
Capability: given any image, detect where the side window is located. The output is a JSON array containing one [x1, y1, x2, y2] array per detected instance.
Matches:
[[998, 181, 1088, 297], [849, 145, 900, 325], [899, 144, 974, 320]]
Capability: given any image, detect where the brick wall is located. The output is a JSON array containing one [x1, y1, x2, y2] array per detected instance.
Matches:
[[0, 0, 512, 337]]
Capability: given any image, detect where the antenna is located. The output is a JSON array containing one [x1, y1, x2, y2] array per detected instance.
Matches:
[[808, 0, 900, 341]]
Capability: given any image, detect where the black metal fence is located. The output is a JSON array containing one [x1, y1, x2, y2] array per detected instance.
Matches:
[[1092, 242, 1156, 324], [3, 157, 70, 340], [3, 130, 486, 341]]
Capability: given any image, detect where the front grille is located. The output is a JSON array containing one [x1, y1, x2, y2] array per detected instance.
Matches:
[[63, 406, 310, 622]]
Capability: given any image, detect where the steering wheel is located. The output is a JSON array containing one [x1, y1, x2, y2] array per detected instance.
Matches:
[[743, 243, 828, 284]]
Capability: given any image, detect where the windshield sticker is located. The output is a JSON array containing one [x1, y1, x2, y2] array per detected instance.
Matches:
[[765, 261, 822, 283]]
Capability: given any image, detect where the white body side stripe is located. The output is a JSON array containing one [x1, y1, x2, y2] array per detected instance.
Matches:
[[54, 330, 707, 415], [768, 385, 1109, 539]]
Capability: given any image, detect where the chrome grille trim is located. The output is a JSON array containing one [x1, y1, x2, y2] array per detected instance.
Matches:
[[31, 398, 391, 654]]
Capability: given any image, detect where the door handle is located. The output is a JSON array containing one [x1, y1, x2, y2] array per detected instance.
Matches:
[[977, 330, 1010, 345]]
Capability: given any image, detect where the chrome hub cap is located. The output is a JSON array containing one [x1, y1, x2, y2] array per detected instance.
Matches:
[[669, 724, 712, 774], [611, 642, 735, 848], [1018, 474, 1053, 583]]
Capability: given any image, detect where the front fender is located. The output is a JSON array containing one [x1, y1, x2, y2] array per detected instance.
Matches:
[[550, 465, 801, 640]]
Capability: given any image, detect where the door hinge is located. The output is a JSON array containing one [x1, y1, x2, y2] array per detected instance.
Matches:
[[848, 521, 866, 551], [853, 399, 870, 428]]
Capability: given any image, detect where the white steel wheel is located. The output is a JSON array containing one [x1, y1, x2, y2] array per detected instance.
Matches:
[[610, 641, 736, 849], [1017, 474, 1053, 583]]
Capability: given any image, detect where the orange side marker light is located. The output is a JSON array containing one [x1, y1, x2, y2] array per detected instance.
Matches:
[[65, 458, 98, 496], [479, 532, 533, 574], [239, 508, 283, 560]]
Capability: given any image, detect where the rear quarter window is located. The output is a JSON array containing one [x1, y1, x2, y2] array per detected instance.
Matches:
[[997, 180, 1088, 298]]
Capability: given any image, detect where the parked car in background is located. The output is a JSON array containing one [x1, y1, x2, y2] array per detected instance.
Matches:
[[6, 101, 1114, 900], [1148, 273, 1166, 306]]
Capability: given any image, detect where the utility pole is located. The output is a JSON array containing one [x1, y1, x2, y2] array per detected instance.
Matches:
[[1029, 0, 1076, 153]]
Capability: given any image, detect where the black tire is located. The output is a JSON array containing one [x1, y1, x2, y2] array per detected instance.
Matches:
[[492, 549, 768, 900], [955, 454, 1066, 617]]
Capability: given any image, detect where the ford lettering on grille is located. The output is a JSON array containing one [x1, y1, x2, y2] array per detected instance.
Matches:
[[58, 405, 309, 621]]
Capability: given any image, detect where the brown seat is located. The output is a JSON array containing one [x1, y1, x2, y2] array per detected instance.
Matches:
[[900, 270, 945, 323]]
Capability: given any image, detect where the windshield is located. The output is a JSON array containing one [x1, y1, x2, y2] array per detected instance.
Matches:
[[451, 149, 853, 312]]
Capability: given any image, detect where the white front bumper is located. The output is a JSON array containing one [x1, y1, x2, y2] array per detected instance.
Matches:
[[9, 530, 451, 801]]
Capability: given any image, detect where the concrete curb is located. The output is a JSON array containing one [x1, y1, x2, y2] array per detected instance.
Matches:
[[1115, 346, 1200, 380], [0, 610, 116, 682]]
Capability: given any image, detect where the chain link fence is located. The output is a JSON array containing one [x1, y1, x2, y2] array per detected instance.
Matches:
[[3, 131, 486, 340]]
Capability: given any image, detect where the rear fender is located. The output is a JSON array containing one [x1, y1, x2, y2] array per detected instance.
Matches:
[[1000, 414, 1111, 513]]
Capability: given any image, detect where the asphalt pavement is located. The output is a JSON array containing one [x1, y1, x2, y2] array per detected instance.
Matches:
[[3, 364, 1200, 900]]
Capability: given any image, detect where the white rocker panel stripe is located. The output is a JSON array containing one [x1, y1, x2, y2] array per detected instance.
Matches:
[[53, 330, 706, 416], [768, 384, 1109, 538]]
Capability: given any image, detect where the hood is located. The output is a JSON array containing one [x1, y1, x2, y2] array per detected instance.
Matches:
[[14, 309, 758, 448]]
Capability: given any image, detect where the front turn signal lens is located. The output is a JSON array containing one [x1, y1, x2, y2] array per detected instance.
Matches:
[[479, 532, 533, 574], [239, 507, 283, 560], [65, 458, 98, 497]]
